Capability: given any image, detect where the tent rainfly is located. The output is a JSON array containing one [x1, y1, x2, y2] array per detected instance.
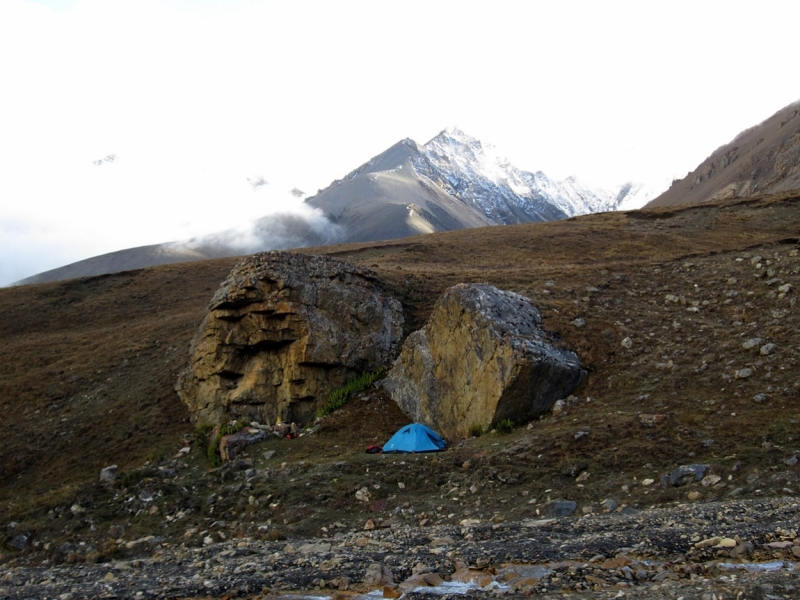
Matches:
[[382, 423, 447, 453]]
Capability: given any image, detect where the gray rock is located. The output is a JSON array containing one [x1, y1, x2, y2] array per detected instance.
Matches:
[[219, 428, 267, 462], [542, 499, 577, 517], [742, 338, 762, 350], [572, 317, 586, 328], [600, 498, 618, 513], [661, 464, 709, 487], [734, 368, 753, 379], [99, 464, 118, 483], [785, 455, 798, 467], [760, 343, 777, 355], [9, 533, 28, 551]]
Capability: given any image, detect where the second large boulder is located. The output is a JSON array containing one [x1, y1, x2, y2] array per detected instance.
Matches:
[[383, 283, 585, 440]]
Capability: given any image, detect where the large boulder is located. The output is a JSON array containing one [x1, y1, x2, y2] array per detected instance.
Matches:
[[176, 251, 403, 425], [383, 283, 585, 440]]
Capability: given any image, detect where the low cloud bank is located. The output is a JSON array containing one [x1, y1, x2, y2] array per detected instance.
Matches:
[[167, 201, 344, 257]]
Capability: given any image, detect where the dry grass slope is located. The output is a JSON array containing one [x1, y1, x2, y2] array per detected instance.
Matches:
[[1, 192, 800, 556]]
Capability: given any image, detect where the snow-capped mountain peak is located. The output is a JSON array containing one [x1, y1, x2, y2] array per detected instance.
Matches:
[[409, 127, 664, 223]]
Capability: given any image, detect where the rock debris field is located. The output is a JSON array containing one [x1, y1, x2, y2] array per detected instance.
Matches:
[[2, 498, 799, 599]]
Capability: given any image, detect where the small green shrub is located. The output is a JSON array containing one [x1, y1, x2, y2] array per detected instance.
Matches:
[[315, 368, 386, 418], [496, 418, 515, 434], [468, 423, 484, 438], [207, 432, 223, 468], [194, 423, 214, 447], [118, 469, 146, 489]]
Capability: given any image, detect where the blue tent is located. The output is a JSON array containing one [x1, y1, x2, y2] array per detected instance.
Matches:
[[383, 423, 447, 453]]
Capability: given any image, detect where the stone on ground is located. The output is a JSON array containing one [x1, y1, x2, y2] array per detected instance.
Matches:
[[177, 251, 403, 425], [383, 283, 585, 440]]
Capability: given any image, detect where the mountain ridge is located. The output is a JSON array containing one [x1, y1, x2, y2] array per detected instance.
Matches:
[[646, 99, 800, 208], [15, 128, 662, 285]]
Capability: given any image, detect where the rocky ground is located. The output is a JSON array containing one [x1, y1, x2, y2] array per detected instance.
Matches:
[[1, 494, 799, 599], [1, 393, 799, 599], [2, 193, 800, 598]]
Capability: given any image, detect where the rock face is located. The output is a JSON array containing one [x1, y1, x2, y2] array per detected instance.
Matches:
[[176, 251, 403, 425], [383, 284, 585, 440], [646, 100, 800, 208]]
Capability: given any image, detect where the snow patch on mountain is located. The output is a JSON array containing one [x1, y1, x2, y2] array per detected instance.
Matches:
[[409, 127, 664, 223]]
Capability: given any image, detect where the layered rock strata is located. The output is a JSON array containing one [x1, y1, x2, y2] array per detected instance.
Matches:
[[383, 284, 585, 440], [177, 251, 403, 425]]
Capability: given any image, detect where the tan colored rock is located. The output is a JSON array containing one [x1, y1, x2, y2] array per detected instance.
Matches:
[[364, 563, 394, 587], [382, 584, 402, 598], [384, 284, 584, 440], [638, 413, 668, 428], [177, 251, 403, 425]]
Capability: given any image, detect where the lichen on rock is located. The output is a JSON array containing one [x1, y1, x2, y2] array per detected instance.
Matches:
[[176, 251, 404, 425], [383, 283, 585, 440]]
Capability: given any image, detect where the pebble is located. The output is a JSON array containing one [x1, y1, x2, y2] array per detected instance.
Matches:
[[600, 498, 618, 512], [760, 343, 777, 355], [742, 338, 762, 350]]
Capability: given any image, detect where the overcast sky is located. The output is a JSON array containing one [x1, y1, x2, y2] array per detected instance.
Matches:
[[1, 0, 799, 286]]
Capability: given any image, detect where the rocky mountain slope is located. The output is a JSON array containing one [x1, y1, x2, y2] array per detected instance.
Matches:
[[2, 192, 800, 596], [647, 99, 800, 208], [16, 128, 661, 286], [306, 127, 659, 243], [300, 138, 495, 243]]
